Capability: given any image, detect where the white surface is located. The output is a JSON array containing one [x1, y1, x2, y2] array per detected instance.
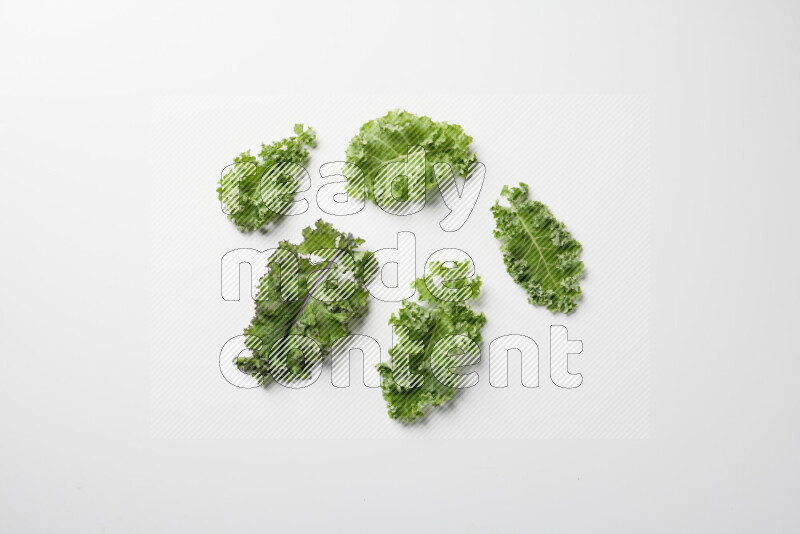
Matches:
[[1, 0, 799, 532], [150, 94, 649, 439]]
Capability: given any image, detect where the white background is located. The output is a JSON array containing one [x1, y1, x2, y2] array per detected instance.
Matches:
[[151, 94, 649, 439], [1, 0, 798, 532]]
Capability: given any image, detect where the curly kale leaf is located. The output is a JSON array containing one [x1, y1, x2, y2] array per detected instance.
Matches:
[[218, 124, 316, 232], [344, 110, 477, 202], [491, 183, 584, 314], [236, 220, 376, 385], [377, 261, 486, 423]]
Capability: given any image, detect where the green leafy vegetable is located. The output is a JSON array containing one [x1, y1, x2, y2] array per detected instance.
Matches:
[[236, 220, 375, 385], [218, 124, 316, 232], [378, 261, 486, 423], [491, 183, 584, 314], [344, 110, 477, 202]]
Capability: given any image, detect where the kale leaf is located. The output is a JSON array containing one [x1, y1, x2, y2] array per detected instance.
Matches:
[[344, 110, 477, 203], [378, 261, 486, 423], [491, 183, 584, 314], [236, 220, 375, 385], [218, 124, 316, 232]]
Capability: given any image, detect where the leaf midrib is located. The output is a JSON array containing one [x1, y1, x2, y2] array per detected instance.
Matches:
[[509, 203, 557, 285]]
